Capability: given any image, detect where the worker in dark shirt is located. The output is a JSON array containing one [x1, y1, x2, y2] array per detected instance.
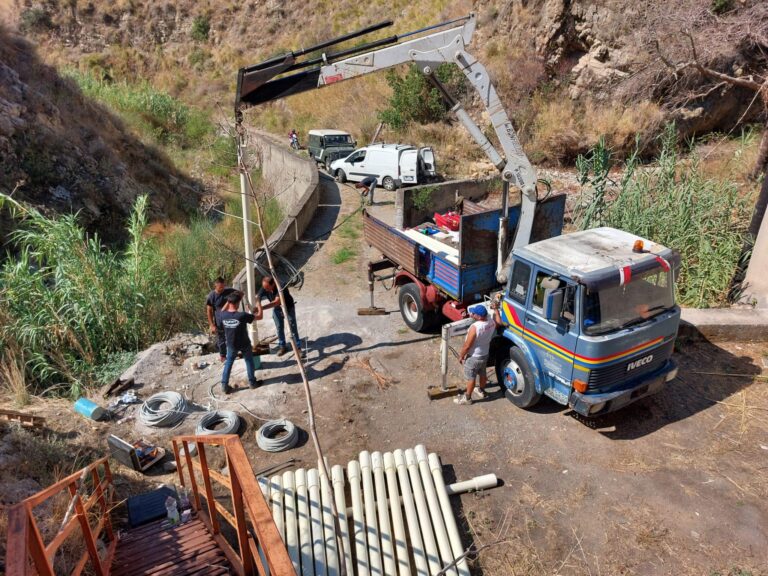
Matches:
[[205, 277, 236, 362], [354, 175, 377, 204], [219, 292, 262, 394], [256, 276, 305, 358]]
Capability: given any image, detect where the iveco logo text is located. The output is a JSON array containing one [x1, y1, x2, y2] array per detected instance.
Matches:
[[626, 355, 653, 371]]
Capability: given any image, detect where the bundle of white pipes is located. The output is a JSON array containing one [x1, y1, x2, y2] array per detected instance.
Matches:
[[258, 445, 495, 576]]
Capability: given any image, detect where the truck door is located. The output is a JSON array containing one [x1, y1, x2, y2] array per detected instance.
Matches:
[[523, 268, 577, 404], [419, 147, 436, 177], [400, 149, 417, 185]]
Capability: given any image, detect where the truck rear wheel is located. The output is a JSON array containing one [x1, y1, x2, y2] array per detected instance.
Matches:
[[497, 347, 540, 409], [382, 176, 396, 191], [398, 283, 437, 332]]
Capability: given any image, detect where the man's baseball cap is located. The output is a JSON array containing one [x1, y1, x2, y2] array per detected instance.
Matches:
[[469, 304, 488, 317]]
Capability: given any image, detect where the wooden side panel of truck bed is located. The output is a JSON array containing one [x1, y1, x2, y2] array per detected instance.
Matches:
[[363, 211, 420, 274]]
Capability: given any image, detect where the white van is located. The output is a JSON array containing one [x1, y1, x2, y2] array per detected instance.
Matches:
[[330, 144, 436, 190]]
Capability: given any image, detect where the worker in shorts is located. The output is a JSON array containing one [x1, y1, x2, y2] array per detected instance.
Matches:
[[219, 292, 263, 394], [355, 175, 377, 204], [455, 303, 501, 405]]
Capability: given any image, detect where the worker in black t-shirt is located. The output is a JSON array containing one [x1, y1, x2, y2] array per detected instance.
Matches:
[[205, 277, 236, 362], [219, 292, 263, 394], [256, 276, 305, 358]]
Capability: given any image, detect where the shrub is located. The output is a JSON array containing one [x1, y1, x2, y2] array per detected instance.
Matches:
[[19, 8, 52, 33], [378, 64, 467, 130], [0, 194, 170, 394], [711, 0, 732, 14], [68, 70, 213, 147], [573, 124, 751, 307], [191, 15, 210, 42]]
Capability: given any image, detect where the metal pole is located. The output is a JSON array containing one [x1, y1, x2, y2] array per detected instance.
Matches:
[[238, 137, 261, 368]]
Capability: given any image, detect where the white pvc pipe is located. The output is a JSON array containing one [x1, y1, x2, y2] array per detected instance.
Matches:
[[270, 475, 285, 542], [282, 470, 300, 575], [307, 468, 328, 576], [295, 469, 314, 576], [384, 452, 411, 576], [347, 460, 370, 576], [319, 463, 340, 576], [404, 448, 442, 575], [372, 452, 395, 576], [414, 446, 457, 576], [445, 474, 498, 496], [394, 450, 429, 576], [427, 452, 470, 576], [359, 451, 383, 575], [258, 477, 272, 576], [332, 465, 355, 576]]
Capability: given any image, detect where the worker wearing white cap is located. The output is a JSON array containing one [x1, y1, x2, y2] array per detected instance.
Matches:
[[455, 303, 500, 405]]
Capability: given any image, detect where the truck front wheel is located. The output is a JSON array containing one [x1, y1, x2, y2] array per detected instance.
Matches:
[[335, 169, 347, 183], [497, 347, 541, 409], [398, 283, 437, 332]]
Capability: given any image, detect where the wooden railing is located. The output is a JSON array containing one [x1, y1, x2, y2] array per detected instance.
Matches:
[[5, 457, 116, 576], [171, 434, 294, 576]]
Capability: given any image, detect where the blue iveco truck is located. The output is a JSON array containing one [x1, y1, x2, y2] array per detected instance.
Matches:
[[493, 227, 680, 416]]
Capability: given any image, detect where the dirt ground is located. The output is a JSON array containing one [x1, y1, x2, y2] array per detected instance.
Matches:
[[4, 174, 768, 575]]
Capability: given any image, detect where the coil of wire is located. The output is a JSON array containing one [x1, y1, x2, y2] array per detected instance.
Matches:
[[196, 410, 241, 435], [256, 419, 299, 452], [139, 391, 187, 427]]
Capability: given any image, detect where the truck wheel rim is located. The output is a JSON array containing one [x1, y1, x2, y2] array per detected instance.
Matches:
[[402, 294, 419, 323], [502, 361, 524, 396]]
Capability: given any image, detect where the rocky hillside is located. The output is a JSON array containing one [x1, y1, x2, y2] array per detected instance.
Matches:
[[1, 0, 766, 195], [0, 27, 202, 244]]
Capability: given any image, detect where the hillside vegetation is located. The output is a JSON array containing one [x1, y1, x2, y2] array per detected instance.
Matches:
[[7, 0, 766, 172]]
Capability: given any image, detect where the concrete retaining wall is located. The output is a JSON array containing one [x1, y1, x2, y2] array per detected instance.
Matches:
[[233, 132, 320, 291], [396, 177, 500, 228]]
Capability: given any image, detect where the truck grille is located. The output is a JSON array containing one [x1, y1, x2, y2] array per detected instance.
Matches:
[[587, 340, 674, 391]]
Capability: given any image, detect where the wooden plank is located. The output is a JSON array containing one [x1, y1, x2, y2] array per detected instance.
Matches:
[[225, 438, 294, 576], [123, 546, 225, 576], [26, 506, 55, 576], [196, 442, 220, 534], [44, 514, 80, 560], [114, 538, 219, 573], [5, 506, 31, 576], [214, 499, 237, 528], [208, 466, 232, 489], [22, 458, 108, 507], [71, 491, 105, 576], [212, 532, 246, 576], [229, 456, 256, 576], [0, 408, 45, 428], [181, 441, 202, 511]]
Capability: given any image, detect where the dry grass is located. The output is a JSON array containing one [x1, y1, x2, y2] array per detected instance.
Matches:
[[529, 97, 664, 164], [0, 342, 30, 406]]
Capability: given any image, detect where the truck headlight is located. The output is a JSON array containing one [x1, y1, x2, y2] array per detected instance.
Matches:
[[665, 366, 679, 382], [589, 402, 606, 415]]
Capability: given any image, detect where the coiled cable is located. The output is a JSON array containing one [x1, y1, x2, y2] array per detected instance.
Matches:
[[139, 392, 187, 427], [196, 410, 241, 435], [256, 419, 299, 452]]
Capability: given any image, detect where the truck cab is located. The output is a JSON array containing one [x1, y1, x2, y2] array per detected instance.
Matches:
[[495, 227, 681, 416], [307, 129, 356, 171]]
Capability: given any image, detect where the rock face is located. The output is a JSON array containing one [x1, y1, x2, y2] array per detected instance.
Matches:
[[0, 30, 201, 244]]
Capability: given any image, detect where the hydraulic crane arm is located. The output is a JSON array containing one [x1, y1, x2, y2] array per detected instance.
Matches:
[[236, 14, 538, 281]]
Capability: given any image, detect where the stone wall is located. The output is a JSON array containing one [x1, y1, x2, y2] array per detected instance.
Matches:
[[233, 132, 320, 291]]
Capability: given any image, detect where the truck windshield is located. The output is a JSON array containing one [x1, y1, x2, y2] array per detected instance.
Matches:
[[582, 268, 674, 335], [324, 135, 352, 146]]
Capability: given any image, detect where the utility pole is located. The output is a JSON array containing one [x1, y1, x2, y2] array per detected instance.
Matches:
[[237, 134, 261, 368]]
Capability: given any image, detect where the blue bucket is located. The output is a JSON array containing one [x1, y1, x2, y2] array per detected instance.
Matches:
[[74, 398, 106, 421]]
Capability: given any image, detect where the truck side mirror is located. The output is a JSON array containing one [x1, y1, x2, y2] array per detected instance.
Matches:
[[544, 288, 564, 322]]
